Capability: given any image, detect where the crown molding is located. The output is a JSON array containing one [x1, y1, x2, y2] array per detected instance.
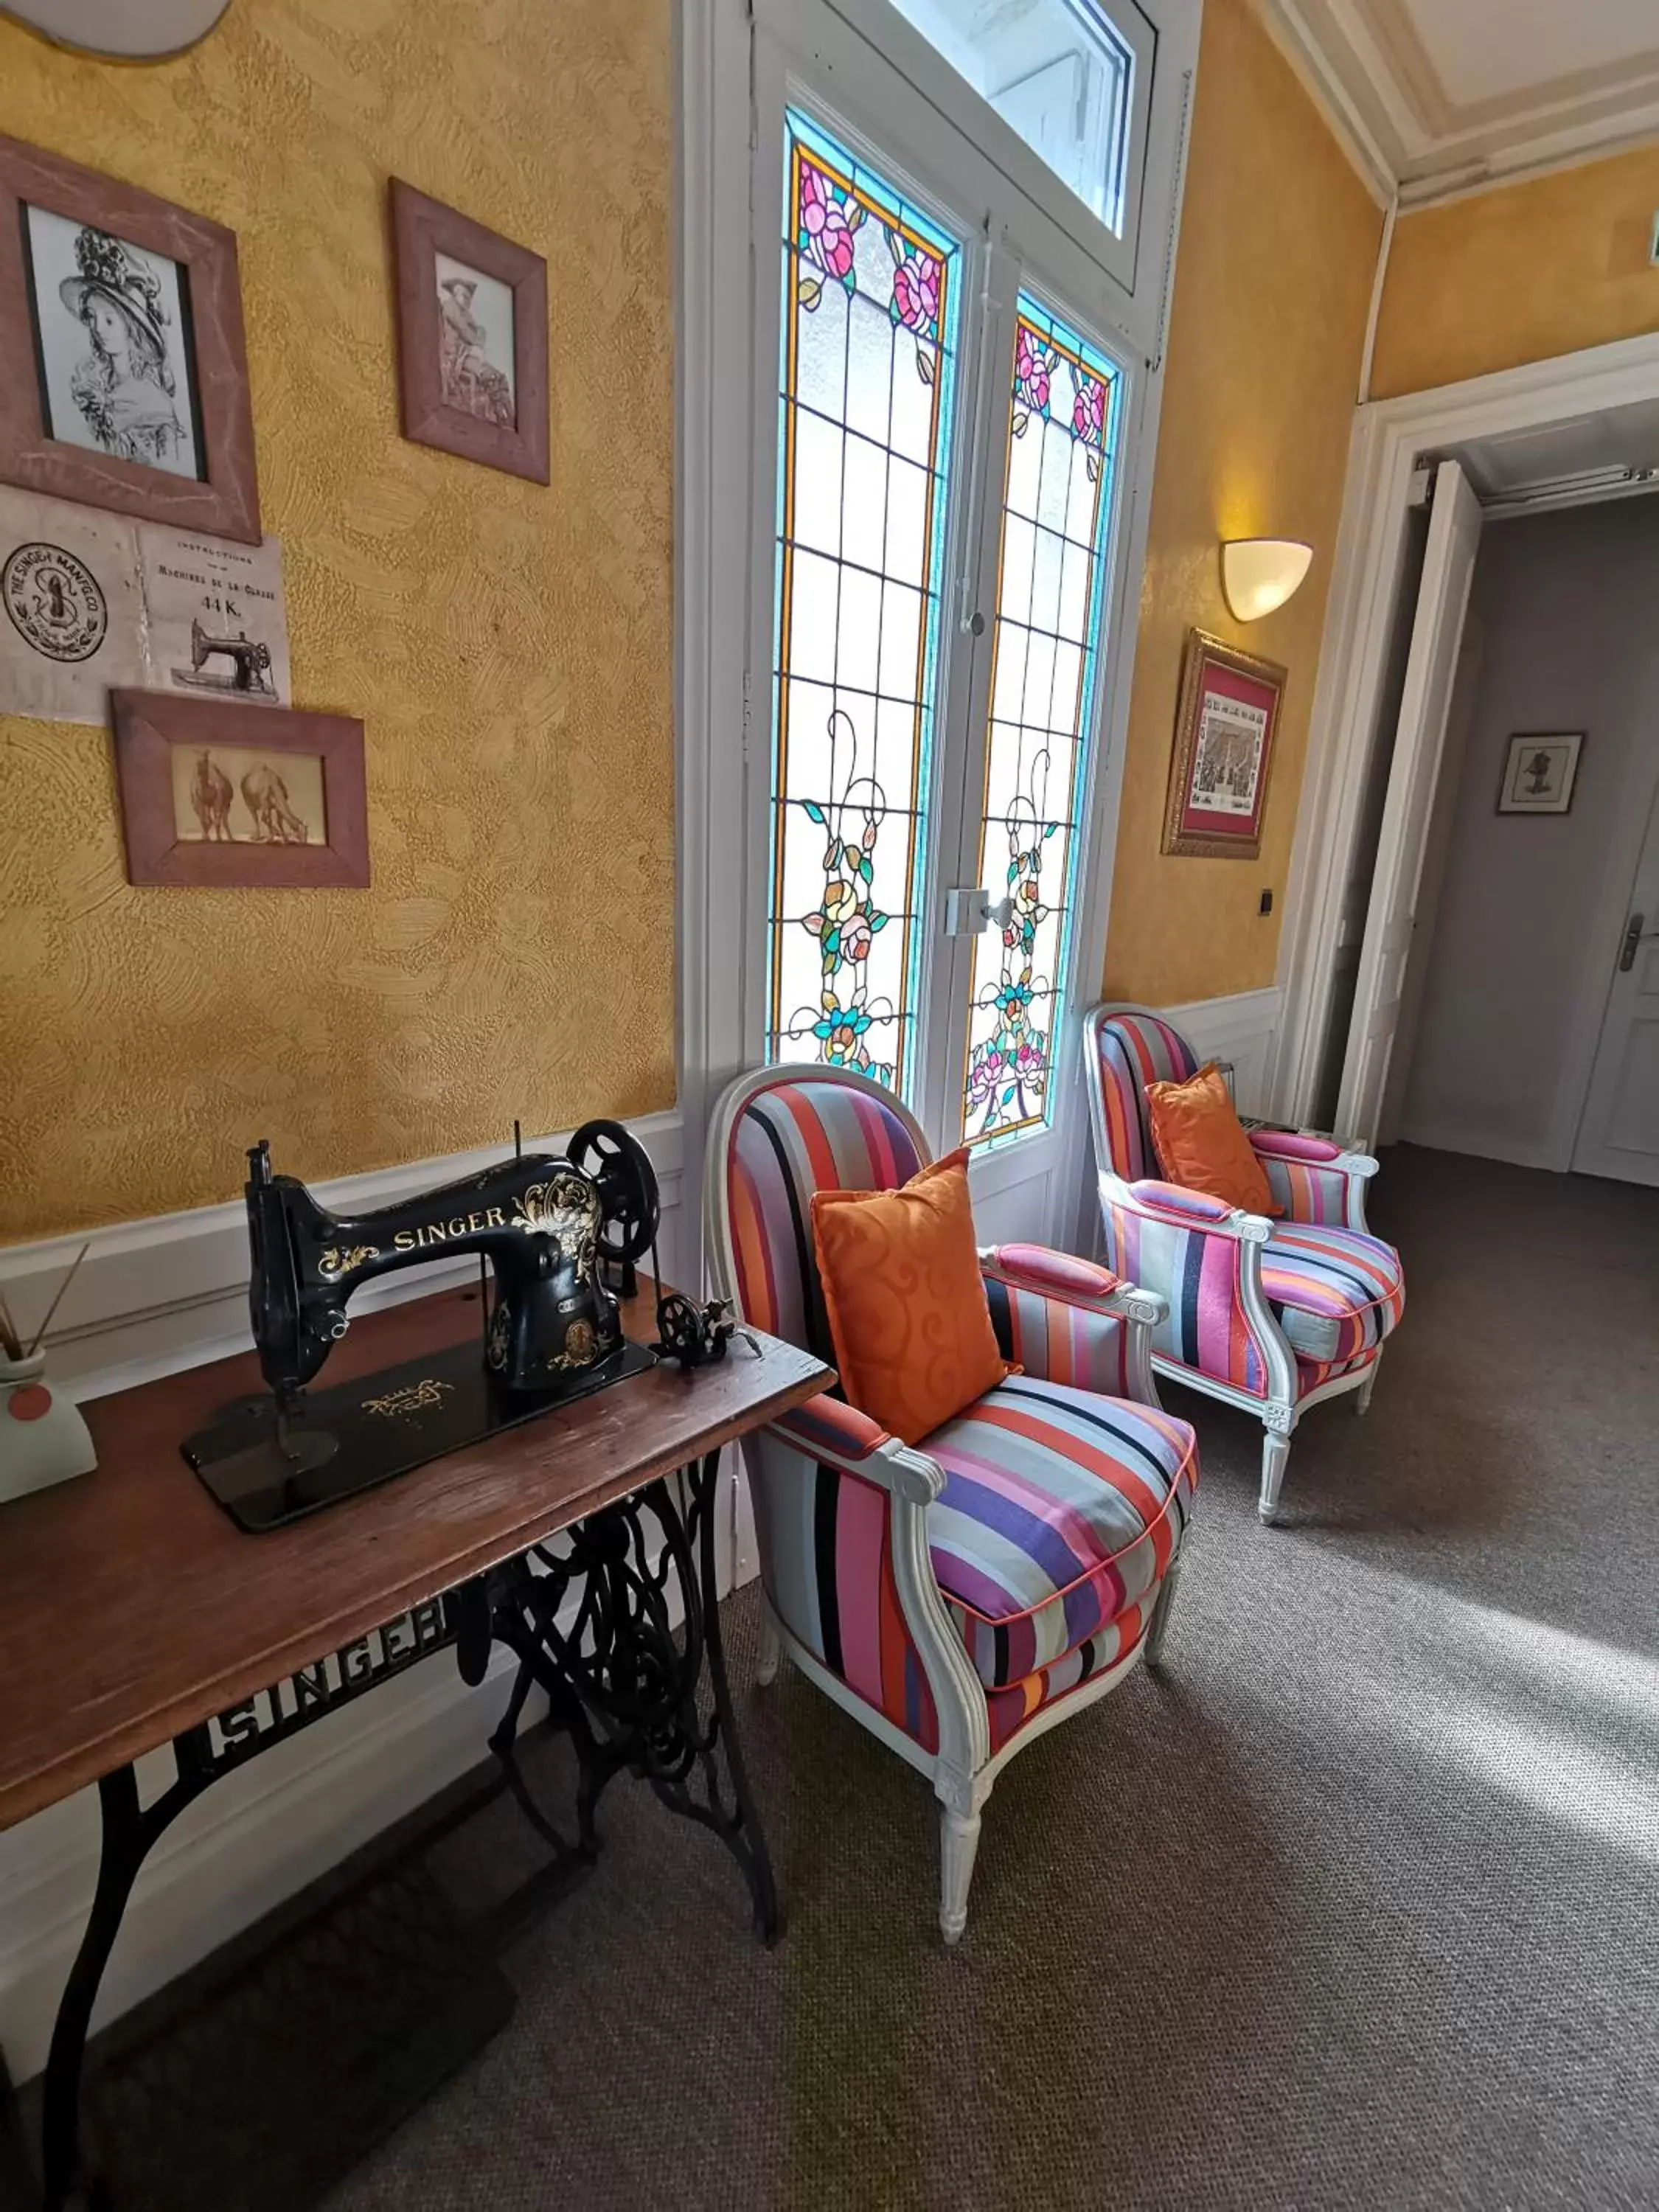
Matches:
[[1252, 0, 1659, 211], [1249, 0, 1395, 206]]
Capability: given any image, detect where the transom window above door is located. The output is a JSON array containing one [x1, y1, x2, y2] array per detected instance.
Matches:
[[886, 0, 1138, 234]]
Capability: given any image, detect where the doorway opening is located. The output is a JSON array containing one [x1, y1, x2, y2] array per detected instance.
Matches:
[[1277, 337, 1659, 1192]]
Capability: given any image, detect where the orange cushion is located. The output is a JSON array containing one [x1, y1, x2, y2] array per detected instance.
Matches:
[[1144, 1062, 1281, 1217], [810, 1150, 1012, 1447]]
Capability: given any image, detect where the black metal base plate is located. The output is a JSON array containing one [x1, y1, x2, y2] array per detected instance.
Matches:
[[78, 1860, 514, 2212], [183, 1338, 658, 1531]]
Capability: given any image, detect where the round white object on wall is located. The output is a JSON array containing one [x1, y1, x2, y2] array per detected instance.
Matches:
[[2, 0, 230, 59]]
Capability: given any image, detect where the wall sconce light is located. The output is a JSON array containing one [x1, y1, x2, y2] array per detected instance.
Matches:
[[1220, 538, 1312, 622]]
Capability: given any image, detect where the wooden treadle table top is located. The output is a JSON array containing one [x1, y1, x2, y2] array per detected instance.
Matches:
[[0, 1281, 829, 1832]]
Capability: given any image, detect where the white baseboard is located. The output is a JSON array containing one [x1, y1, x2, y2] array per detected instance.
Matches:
[[1161, 987, 1283, 1119], [0, 1110, 704, 2086]]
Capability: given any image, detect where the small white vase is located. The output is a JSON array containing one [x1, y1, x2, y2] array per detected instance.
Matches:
[[0, 1350, 97, 1504]]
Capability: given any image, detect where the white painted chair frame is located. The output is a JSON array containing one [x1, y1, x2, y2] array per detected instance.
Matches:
[[1082, 1003, 1384, 1524], [705, 1062, 1188, 1941]]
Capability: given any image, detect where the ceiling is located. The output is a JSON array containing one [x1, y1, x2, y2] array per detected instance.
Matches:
[[1254, 0, 1659, 207], [1447, 394, 1659, 515]]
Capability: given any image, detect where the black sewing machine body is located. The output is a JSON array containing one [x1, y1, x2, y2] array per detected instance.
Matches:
[[185, 1130, 661, 1531], [246, 1147, 625, 1401]]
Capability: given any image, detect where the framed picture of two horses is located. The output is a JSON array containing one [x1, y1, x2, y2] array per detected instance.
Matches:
[[111, 689, 369, 888]]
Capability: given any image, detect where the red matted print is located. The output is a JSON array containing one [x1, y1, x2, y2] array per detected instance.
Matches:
[[1162, 629, 1287, 860]]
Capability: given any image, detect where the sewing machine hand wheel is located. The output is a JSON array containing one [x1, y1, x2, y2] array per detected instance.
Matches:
[[568, 1119, 660, 1267]]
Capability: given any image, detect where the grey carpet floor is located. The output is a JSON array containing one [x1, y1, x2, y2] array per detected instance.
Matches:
[[324, 1146, 1659, 2211]]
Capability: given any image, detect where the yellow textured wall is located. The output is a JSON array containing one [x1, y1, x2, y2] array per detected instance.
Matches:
[[1102, 0, 1381, 1006], [0, 0, 673, 1243], [1371, 144, 1659, 400]]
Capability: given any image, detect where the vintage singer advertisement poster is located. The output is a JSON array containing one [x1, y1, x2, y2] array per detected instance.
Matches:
[[136, 521, 292, 709], [0, 487, 291, 726], [0, 490, 148, 721]]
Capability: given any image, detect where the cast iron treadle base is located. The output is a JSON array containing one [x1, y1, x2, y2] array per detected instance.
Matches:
[[76, 1860, 514, 2212]]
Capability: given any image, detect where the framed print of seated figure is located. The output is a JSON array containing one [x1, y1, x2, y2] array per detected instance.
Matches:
[[392, 178, 549, 485], [0, 131, 260, 542]]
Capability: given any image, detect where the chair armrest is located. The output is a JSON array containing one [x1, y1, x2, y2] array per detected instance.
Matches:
[[979, 1242, 1166, 1405], [981, 1242, 1116, 1302], [771, 1392, 890, 1463], [766, 1393, 945, 1503], [980, 1242, 1166, 1329], [1245, 1132, 1378, 1229], [1121, 1178, 1274, 1242]]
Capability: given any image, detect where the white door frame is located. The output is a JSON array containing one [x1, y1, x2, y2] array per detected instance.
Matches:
[[1271, 327, 1659, 1131], [676, 0, 1200, 1266]]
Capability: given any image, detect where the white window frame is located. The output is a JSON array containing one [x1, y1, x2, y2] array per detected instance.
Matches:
[[826, 0, 1161, 307], [676, 0, 1198, 1269]]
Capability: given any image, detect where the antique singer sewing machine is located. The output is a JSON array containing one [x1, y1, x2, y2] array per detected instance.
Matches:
[[184, 1121, 663, 1531]]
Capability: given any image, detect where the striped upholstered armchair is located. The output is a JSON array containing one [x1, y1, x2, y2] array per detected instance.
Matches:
[[1082, 1004, 1405, 1525], [706, 1065, 1197, 1942]]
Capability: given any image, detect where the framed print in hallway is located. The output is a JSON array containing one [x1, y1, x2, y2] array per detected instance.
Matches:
[[1162, 629, 1287, 859], [1497, 731, 1582, 815], [391, 181, 549, 484], [0, 132, 261, 543]]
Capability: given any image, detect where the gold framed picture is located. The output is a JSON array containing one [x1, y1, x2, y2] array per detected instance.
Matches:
[[1161, 629, 1287, 860]]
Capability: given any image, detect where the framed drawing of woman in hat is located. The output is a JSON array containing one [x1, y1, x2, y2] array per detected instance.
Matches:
[[0, 131, 260, 542]]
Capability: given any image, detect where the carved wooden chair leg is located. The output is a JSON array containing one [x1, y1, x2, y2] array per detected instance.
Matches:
[[1259, 1417, 1294, 1525], [1355, 1349, 1382, 1416], [937, 1790, 983, 1946], [1144, 1557, 1184, 1671], [754, 1604, 781, 1688]]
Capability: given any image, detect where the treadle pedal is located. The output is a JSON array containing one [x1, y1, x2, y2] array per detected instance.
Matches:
[[78, 1860, 513, 2212]]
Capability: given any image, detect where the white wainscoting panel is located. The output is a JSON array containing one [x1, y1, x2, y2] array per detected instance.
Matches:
[[1160, 987, 1284, 1118], [0, 1111, 690, 2083]]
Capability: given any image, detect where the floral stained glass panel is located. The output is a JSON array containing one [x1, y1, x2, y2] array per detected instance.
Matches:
[[961, 299, 1119, 1145], [767, 111, 962, 1094]]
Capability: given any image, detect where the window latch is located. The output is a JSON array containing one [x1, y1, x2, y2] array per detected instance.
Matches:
[[943, 887, 1014, 937]]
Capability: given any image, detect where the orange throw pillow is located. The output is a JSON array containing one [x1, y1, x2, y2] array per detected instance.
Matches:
[[810, 1150, 1012, 1447], [1144, 1062, 1281, 1217]]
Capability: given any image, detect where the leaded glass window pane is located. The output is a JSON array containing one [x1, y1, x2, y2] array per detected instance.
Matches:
[[767, 110, 963, 1095], [961, 297, 1118, 1145]]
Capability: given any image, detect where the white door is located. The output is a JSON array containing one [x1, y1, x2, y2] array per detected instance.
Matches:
[[746, 0, 1162, 1244], [1336, 459, 1483, 1147], [1572, 785, 1659, 1185]]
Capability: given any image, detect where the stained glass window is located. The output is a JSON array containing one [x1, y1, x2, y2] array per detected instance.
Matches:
[[961, 298, 1119, 1146], [766, 111, 962, 1095]]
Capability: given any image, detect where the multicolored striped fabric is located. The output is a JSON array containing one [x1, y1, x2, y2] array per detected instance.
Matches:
[[745, 1433, 941, 1753], [726, 1074, 923, 1357], [1251, 1131, 1357, 1227], [1101, 1190, 1273, 1393], [723, 1064, 1195, 1759], [981, 1257, 1132, 1399], [1092, 1012, 1198, 1182], [1261, 1222, 1404, 1366], [922, 1376, 1196, 1690], [986, 1595, 1156, 1753], [1102, 1189, 1404, 1394]]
